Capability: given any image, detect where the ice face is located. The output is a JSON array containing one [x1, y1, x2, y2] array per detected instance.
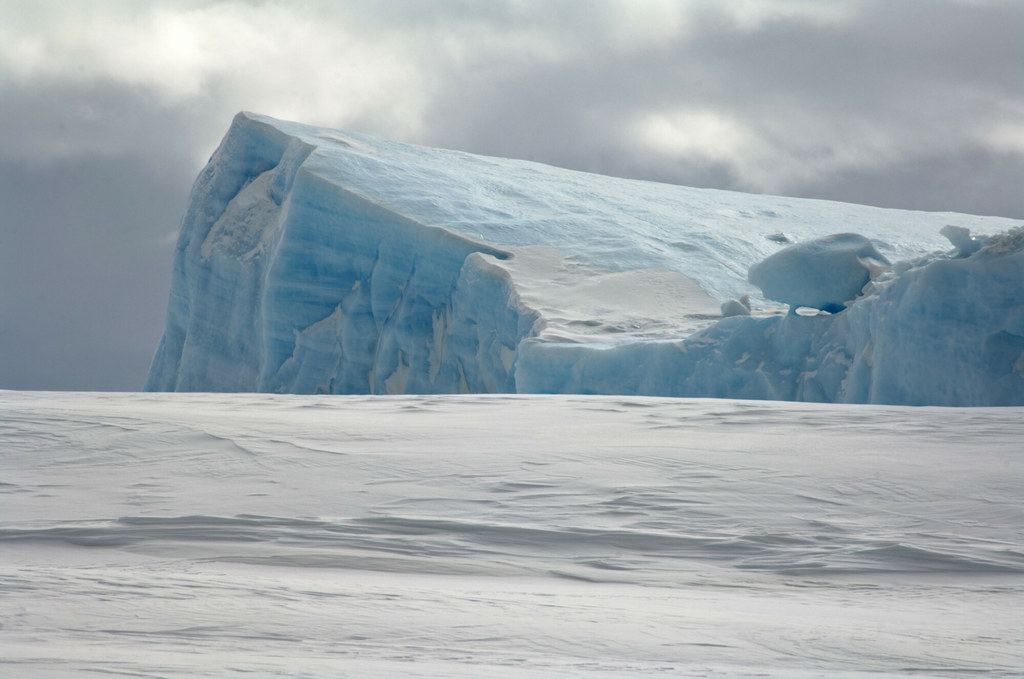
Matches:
[[146, 112, 1024, 405]]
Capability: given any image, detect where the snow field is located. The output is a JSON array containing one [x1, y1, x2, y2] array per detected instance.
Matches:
[[2, 390, 1022, 677]]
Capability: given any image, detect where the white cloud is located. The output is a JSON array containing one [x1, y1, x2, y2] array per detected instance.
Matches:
[[633, 106, 914, 194], [0, 2, 430, 140], [634, 109, 760, 164], [982, 121, 1024, 154], [597, 0, 691, 49], [709, 0, 860, 30]]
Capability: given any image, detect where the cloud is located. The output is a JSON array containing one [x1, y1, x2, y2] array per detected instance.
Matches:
[[379, 0, 1024, 211], [635, 110, 760, 163], [3, 0, 1022, 210], [0, 1, 431, 165], [0, 155, 189, 390], [677, 1, 1024, 181]]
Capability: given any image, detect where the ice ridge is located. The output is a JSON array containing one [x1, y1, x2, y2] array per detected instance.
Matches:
[[146, 112, 1024, 405]]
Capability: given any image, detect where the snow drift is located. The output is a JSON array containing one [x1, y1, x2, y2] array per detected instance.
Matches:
[[147, 112, 1024, 405]]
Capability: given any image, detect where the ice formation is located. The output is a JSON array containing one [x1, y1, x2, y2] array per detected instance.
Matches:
[[147, 112, 1024, 405], [940, 223, 988, 257], [747, 233, 890, 313]]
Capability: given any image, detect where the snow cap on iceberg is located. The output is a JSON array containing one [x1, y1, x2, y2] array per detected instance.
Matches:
[[748, 233, 891, 313]]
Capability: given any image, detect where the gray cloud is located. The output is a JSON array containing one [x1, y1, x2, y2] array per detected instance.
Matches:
[[0, 155, 189, 390], [2, 0, 1022, 390], [414, 0, 1024, 208]]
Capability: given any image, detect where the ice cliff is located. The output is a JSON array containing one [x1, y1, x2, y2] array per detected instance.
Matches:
[[147, 112, 1024, 405]]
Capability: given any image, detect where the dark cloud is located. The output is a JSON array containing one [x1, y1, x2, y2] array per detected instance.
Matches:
[[802, 147, 1024, 218], [0, 81, 215, 390], [2, 0, 1022, 390]]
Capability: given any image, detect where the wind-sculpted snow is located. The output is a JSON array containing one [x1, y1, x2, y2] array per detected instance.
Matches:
[[3, 391, 1023, 677], [147, 112, 1023, 404], [747, 232, 891, 312]]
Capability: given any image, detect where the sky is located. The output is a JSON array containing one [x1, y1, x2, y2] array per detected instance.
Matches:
[[2, 0, 1023, 391]]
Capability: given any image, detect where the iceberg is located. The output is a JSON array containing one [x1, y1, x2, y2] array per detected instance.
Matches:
[[147, 112, 1024, 405]]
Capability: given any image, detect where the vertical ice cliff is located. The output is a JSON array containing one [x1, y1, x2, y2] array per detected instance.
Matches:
[[147, 115, 521, 394], [148, 113, 1023, 405]]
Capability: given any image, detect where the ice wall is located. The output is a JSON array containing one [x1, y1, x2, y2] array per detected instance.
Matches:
[[147, 113, 1023, 405]]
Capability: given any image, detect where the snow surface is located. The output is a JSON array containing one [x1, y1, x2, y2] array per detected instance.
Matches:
[[2, 389, 1023, 677], [146, 112, 1024, 405]]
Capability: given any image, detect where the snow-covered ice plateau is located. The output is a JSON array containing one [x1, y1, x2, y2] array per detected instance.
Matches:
[[2, 390, 1022, 677], [146, 112, 1024, 405]]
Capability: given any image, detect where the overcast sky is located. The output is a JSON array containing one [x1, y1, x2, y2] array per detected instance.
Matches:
[[2, 0, 1023, 391]]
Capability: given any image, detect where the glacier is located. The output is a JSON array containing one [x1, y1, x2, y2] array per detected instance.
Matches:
[[147, 112, 1024, 405]]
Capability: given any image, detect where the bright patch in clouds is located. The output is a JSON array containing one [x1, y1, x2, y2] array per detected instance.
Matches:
[[984, 122, 1024, 154], [636, 109, 759, 166], [0, 2, 429, 139], [713, 0, 858, 29]]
